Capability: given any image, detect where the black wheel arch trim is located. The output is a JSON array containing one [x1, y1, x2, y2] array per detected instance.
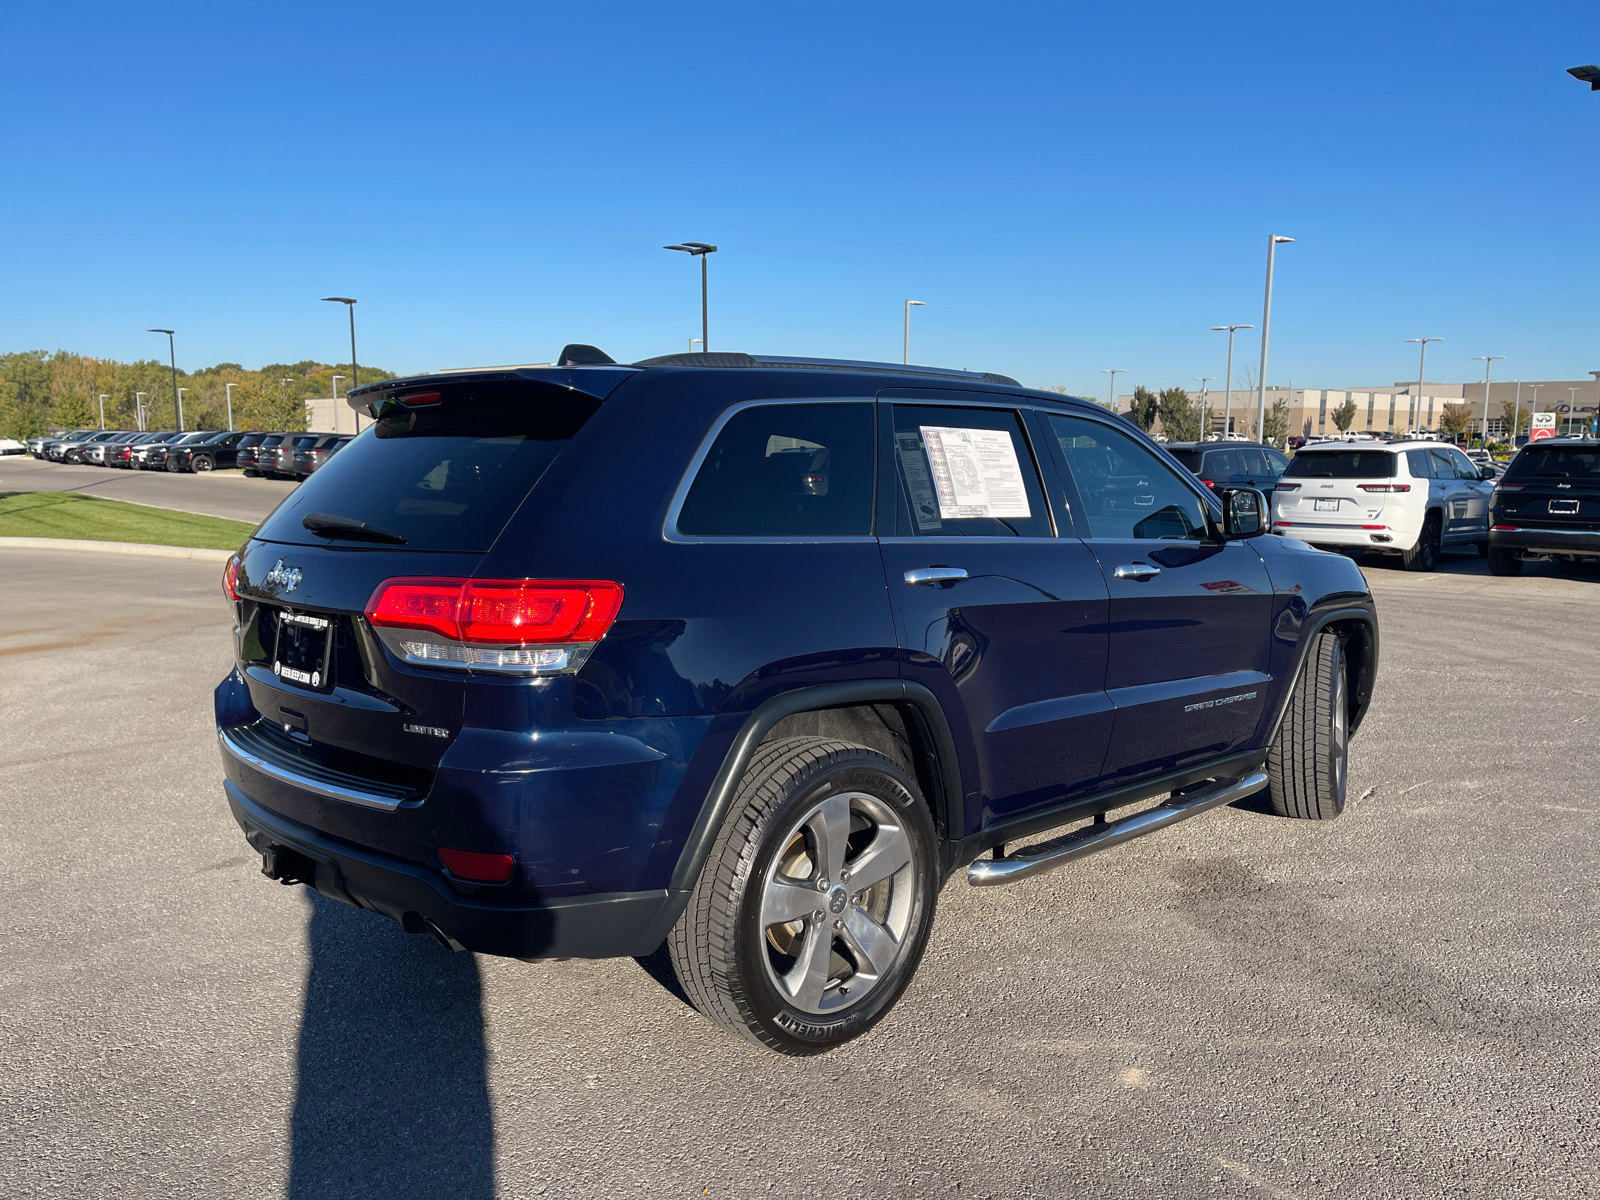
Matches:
[[1268, 601, 1379, 743]]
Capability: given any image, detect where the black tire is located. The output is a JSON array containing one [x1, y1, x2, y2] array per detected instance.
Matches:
[[1266, 631, 1348, 820], [1474, 540, 1488, 559], [1487, 545, 1523, 577], [1400, 512, 1441, 572], [668, 736, 938, 1055], [192, 454, 214, 473], [243, 468, 260, 478]]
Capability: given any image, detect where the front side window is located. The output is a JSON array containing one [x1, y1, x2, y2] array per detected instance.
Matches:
[[1439, 448, 1478, 480], [677, 402, 874, 537], [889, 405, 1051, 537], [1049, 414, 1207, 540]]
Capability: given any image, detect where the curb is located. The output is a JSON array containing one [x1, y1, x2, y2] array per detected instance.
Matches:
[[0, 537, 234, 562]]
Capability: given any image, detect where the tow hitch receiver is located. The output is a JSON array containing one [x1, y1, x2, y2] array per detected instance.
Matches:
[[261, 844, 317, 886]]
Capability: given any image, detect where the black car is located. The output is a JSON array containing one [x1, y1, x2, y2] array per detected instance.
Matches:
[[243, 433, 291, 478], [291, 433, 352, 478], [169, 430, 247, 472], [1488, 439, 1600, 575], [1164, 441, 1291, 492], [217, 345, 1380, 1055], [142, 430, 218, 470]]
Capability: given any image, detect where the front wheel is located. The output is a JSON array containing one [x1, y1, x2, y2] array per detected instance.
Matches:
[[1266, 630, 1348, 820], [192, 454, 214, 473], [669, 736, 938, 1055], [1487, 545, 1523, 576]]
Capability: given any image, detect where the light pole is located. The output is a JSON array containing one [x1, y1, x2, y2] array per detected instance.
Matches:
[[903, 300, 926, 364], [177, 387, 188, 429], [331, 375, 345, 435], [97, 394, 108, 430], [1528, 383, 1543, 439], [1256, 235, 1294, 443], [225, 383, 237, 432], [321, 298, 359, 387], [1569, 387, 1582, 436], [1194, 378, 1216, 438], [1404, 337, 1443, 434], [1212, 323, 1254, 438], [1474, 355, 1504, 445], [1100, 369, 1125, 414], [135, 392, 148, 432], [1511, 380, 1522, 441], [664, 243, 717, 351], [149, 329, 182, 430]]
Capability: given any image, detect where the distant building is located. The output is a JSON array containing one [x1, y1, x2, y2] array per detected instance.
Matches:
[[1117, 378, 1600, 440], [303, 397, 371, 435]]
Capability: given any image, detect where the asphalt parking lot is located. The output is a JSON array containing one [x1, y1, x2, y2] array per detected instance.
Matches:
[[1, 545, 1595, 1200], [1, 454, 296, 524]]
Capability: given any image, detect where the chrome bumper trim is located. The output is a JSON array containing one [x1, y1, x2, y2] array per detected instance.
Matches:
[[967, 771, 1269, 887], [218, 726, 404, 812]]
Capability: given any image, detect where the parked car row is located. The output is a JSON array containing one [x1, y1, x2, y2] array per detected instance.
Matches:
[[24, 429, 353, 480]]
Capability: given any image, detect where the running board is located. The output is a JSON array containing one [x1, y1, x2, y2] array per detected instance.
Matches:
[[966, 771, 1269, 887]]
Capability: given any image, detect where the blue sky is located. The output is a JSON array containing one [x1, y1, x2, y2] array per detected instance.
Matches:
[[4, 2, 1597, 396]]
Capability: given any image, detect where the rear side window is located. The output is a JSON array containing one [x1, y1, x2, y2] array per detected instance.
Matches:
[[259, 384, 601, 552], [1405, 450, 1437, 479], [1505, 446, 1600, 481], [890, 405, 1052, 538], [1284, 450, 1397, 479], [677, 403, 874, 537]]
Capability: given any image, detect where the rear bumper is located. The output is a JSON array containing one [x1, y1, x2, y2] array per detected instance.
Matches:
[[1272, 522, 1400, 549], [1490, 527, 1600, 557], [224, 779, 682, 960]]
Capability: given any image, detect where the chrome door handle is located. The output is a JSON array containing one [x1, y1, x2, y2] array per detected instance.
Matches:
[[1112, 563, 1161, 580], [904, 567, 968, 586]]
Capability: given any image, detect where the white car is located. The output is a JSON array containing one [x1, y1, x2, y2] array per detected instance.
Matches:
[[1272, 440, 1496, 571], [0, 438, 26, 455]]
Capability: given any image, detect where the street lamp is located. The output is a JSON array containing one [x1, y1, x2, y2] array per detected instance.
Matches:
[[1474, 355, 1504, 445], [1211, 324, 1253, 439], [689, 339, 703, 354], [225, 383, 237, 432], [1569, 387, 1582, 436], [321, 298, 359, 387], [177, 387, 188, 429], [1568, 65, 1600, 89], [148, 329, 182, 431], [331, 375, 345, 435], [1100, 369, 1125, 414], [1194, 377, 1215, 438], [664, 243, 717, 352], [1255, 236, 1294, 444], [1404, 337, 1444, 434], [97, 394, 108, 430], [903, 300, 926, 364]]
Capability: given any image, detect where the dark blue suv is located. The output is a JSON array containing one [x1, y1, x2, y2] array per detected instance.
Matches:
[[216, 347, 1379, 1054]]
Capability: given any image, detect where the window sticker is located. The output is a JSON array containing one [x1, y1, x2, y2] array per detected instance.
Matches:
[[919, 426, 1032, 520], [896, 432, 943, 531]]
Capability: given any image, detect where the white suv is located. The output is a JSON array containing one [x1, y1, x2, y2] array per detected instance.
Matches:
[[1272, 441, 1495, 571]]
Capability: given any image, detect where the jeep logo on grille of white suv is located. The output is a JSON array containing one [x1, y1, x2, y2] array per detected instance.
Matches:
[[263, 560, 302, 593]]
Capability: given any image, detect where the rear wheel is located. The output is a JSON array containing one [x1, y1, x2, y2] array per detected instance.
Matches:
[[1400, 512, 1441, 572], [669, 736, 938, 1055], [1266, 631, 1348, 820], [1487, 545, 1523, 576]]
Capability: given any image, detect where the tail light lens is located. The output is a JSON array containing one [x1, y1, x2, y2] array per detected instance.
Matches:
[[222, 554, 241, 602], [1274, 482, 1300, 491], [1357, 484, 1411, 493], [366, 578, 624, 675]]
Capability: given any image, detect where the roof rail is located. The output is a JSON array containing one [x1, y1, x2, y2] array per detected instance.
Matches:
[[632, 351, 1021, 387]]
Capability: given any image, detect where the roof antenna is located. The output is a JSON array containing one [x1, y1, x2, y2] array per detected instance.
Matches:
[[558, 344, 616, 366]]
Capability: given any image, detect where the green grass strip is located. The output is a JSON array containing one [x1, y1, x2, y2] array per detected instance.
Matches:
[[0, 492, 255, 550]]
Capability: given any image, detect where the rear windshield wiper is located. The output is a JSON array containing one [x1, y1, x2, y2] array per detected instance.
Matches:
[[301, 512, 407, 544]]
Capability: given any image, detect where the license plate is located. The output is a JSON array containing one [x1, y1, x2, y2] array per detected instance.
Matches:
[[1549, 499, 1578, 515], [273, 610, 333, 689], [1314, 498, 1339, 512]]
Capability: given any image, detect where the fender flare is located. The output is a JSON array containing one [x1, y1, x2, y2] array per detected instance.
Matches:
[[666, 680, 965, 896]]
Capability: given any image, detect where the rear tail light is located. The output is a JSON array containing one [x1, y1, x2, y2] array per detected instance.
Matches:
[[1357, 484, 1411, 493], [1495, 484, 1523, 491], [1492, 524, 1519, 531], [1274, 482, 1300, 491], [396, 391, 442, 408], [366, 578, 624, 675], [222, 554, 241, 602], [1203, 479, 1215, 488], [438, 847, 514, 883]]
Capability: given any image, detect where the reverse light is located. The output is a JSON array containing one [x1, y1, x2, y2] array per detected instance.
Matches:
[[1357, 484, 1411, 493], [438, 847, 515, 883], [222, 554, 241, 602], [365, 578, 624, 676]]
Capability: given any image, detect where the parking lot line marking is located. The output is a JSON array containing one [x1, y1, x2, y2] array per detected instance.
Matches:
[[1216, 1158, 1302, 1200]]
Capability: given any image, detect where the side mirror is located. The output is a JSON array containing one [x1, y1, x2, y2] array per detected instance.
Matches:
[[1218, 487, 1267, 538], [1479, 465, 1497, 480]]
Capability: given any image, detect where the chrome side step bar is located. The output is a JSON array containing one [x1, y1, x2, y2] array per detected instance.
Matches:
[[966, 771, 1269, 887]]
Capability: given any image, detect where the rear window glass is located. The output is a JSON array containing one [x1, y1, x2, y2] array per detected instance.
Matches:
[[1504, 446, 1600, 482], [257, 384, 601, 553], [1283, 450, 1397, 479], [293, 435, 318, 449], [677, 403, 873, 537], [1167, 449, 1201, 471]]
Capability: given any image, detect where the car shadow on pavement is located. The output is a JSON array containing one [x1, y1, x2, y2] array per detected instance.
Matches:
[[289, 891, 494, 1200]]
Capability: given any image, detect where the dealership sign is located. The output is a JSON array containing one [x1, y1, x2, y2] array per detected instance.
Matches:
[[1531, 412, 1557, 441]]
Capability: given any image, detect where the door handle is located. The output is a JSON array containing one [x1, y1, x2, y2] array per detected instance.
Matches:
[[904, 567, 968, 586], [1112, 562, 1161, 581]]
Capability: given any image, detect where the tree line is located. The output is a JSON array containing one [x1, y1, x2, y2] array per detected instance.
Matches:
[[1122, 384, 1290, 446], [0, 350, 398, 440]]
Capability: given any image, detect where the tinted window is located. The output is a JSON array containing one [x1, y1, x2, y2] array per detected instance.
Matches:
[[890, 405, 1051, 538], [1438, 448, 1478, 480], [1264, 448, 1290, 473], [677, 403, 873, 537], [1504, 446, 1600, 482], [1285, 450, 1398, 479], [1405, 450, 1436, 479], [293, 435, 318, 449], [1049, 414, 1207, 540], [259, 385, 600, 553], [1167, 449, 1201, 472], [238, 434, 264, 448], [1236, 447, 1272, 476]]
